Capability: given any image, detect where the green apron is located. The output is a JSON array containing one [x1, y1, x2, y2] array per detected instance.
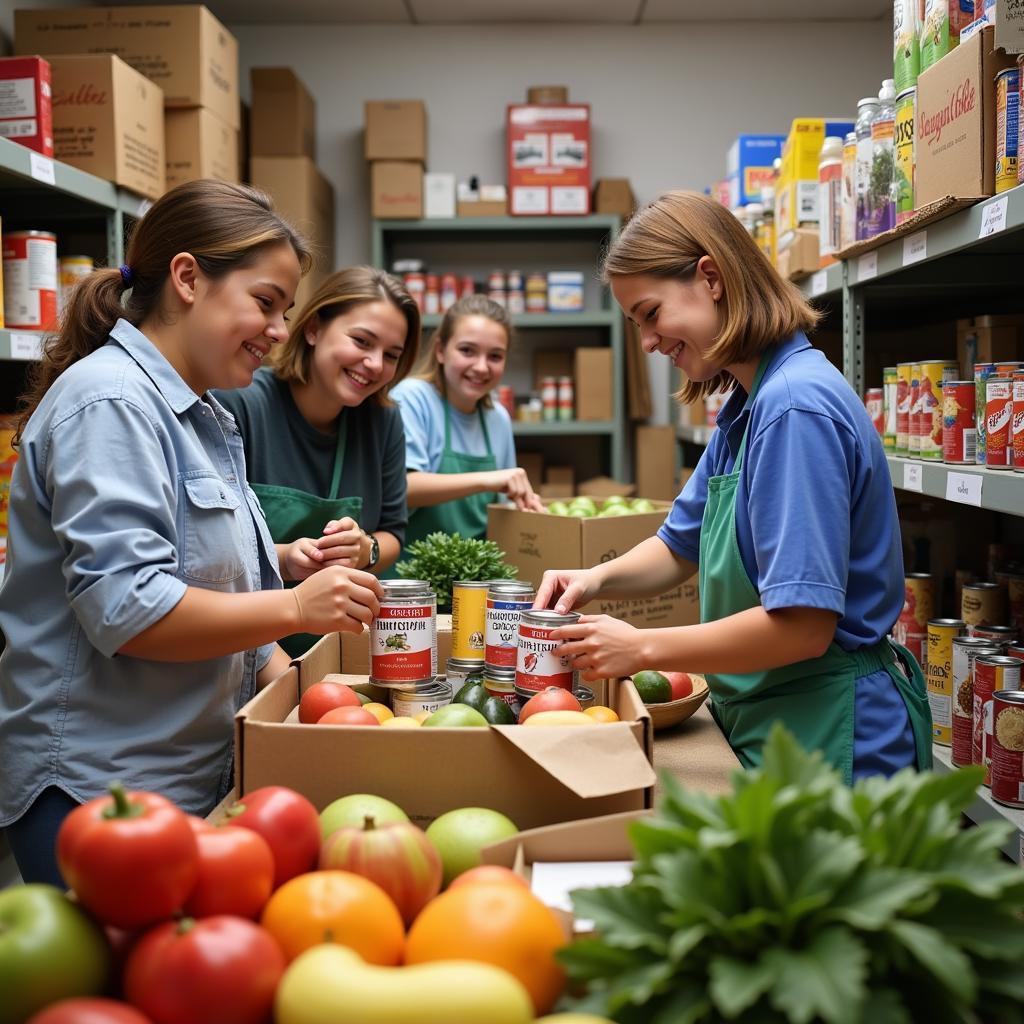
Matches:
[[250, 412, 363, 658], [699, 356, 932, 783]]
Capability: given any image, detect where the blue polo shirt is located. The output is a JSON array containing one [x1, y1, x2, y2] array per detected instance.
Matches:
[[658, 333, 912, 777]]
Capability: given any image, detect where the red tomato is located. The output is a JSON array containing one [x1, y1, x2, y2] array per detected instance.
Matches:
[[27, 998, 153, 1024], [518, 687, 582, 723], [663, 671, 694, 700], [318, 706, 379, 726], [299, 681, 360, 723], [123, 916, 284, 1024], [224, 787, 321, 888], [183, 818, 275, 920], [56, 784, 198, 929]]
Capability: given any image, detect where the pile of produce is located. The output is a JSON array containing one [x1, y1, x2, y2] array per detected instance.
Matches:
[[546, 496, 656, 518], [394, 533, 517, 611]]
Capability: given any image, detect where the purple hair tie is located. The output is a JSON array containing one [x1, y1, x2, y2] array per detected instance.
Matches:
[[119, 264, 134, 287]]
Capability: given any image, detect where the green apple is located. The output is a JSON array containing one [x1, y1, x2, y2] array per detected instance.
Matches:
[[422, 703, 488, 727], [569, 497, 597, 515], [598, 504, 632, 517], [425, 808, 519, 886], [319, 793, 408, 840], [630, 498, 656, 513], [547, 501, 569, 516], [0, 884, 111, 1024], [600, 495, 628, 510]]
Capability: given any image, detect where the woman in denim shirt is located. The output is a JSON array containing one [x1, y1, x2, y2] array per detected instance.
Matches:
[[0, 181, 384, 885]]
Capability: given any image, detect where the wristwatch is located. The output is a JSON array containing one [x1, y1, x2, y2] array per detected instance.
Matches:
[[366, 534, 380, 570]]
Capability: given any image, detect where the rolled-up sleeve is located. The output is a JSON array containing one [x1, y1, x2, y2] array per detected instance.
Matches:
[[45, 398, 187, 658]]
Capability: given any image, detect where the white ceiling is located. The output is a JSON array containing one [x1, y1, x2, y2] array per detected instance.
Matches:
[[101, 0, 892, 25]]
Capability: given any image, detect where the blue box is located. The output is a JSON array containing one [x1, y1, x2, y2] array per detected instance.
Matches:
[[726, 134, 785, 209]]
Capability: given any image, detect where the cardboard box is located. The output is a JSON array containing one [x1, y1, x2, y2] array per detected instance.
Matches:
[[635, 425, 678, 503], [593, 178, 635, 219], [371, 160, 423, 219], [518, 451, 544, 491], [985, 0, 1024, 53], [539, 482, 574, 499], [956, 314, 1022, 376], [916, 26, 1016, 206], [0, 56, 53, 157], [49, 54, 165, 199], [423, 171, 456, 218], [545, 465, 575, 490], [726, 133, 785, 209], [364, 100, 426, 162], [527, 85, 568, 104], [533, 349, 574, 388], [456, 199, 508, 217], [233, 631, 655, 829], [250, 67, 314, 159], [776, 118, 854, 232], [574, 347, 613, 421], [775, 228, 820, 280], [507, 103, 590, 216], [17, 5, 239, 129], [577, 477, 635, 499], [165, 106, 238, 190]]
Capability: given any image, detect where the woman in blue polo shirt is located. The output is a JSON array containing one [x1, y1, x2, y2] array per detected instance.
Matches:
[[537, 190, 931, 782]]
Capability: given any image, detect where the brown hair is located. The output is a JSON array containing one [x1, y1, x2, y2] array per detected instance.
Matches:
[[602, 190, 820, 403], [272, 266, 421, 407], [416, 294, 513, 410], [15, 179, 311, 444]]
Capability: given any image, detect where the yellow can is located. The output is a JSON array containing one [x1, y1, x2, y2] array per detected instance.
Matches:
[[926, 618, 965, 745], [917, 359, 959, 461], [995, 67, 1019, 195], [450, 580, 488, 661]]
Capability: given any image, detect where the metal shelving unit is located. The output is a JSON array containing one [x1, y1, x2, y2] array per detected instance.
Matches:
[[887, 456, 1024, 517], [512, 420, 614, 437]]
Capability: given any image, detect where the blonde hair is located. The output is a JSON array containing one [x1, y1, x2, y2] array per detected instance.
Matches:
[[603, 190, 820, 403], [271, 266, 421, 407], [416, 294, 513, 410]]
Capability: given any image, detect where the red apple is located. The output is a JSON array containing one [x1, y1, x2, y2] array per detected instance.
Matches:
[[318, 706, 380, 726], [663, 671, 694, 700], [518, 687, 582, 723], [299, 681, 361, 723]]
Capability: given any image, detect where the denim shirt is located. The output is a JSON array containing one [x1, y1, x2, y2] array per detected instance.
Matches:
[[0, 320, 280, 823]]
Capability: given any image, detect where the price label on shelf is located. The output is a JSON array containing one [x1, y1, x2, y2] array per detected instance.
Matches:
[[857, 252, 877, 282], [903, 231, 927, 265], [9, 332, 43, 361], [945, 471, 983, 507], [979, 195, 1008, 238], [29, 152, 55, 186], [810, 270, 828, 297], [903, 463, 923, 492]]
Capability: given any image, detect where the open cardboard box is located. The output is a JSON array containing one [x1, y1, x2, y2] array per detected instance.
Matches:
[[233, 632, 655, 830]]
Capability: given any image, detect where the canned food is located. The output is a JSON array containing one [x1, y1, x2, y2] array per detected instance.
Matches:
[[541, 376, 558, 423], [483, 664, 519, 712], [404, 272, 425, 312], [451, 580, 488, 661], [985, 376, 1014, 469], [963, 581, 1006, 633], [918, 360, 959, 460], [424, 274, 439, 315], [497, 385, 515, 417], [895, 362, 913, 455], [865, 388, 884, 438], [926, 618, 966, 744], [2, 230, 57, 330], [974, 655, 1023, 784], [955, 569, 977, 616], [1010, 643, 1024, 661], [446, 657, 485, 691], [883, 366, 898, 450], [893, 573, 936, 666], [460, 275, 476, 300], [972, 623, 1018, 646], [988, 541, 1017, 580], [951, 638, 1001, 766], [484, 581, 535, 668], [515, 609, 581, 694], [574, 684, 595, 709], [370, 579, 437, 685], [995, 67, 1019, 194], [1013, 372, 1024, 472], [908, 364, 922, 456], [392, 676, 452, 718], [991, 690, 1024, 808], [894, 88, 916, 224], [942, 381, 976, 464], [998, 571, 1024, 631], [57, 255, 93, 317], [975, 362, 998, 464]]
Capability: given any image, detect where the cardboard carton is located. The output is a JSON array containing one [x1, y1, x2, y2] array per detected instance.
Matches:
[[518, 451, 544, 490], [726, 133, 785, 209], [49, 54, 165, 199], [539, 482, 574, 499], [956, 314, 1022, 376], [0, 56, 53, 157], [776, 118, 854, 232], [371, 160, 424, 219], [17, 5, 239, 129], [527, 85, 569, 104], [593, 178, 636, 219], [165, 106, 238, 190], [775, 228, 820, 280], [574, 347, 614, 421], [456, 199, 508, 217], [545, 465, 575, 491], [507, 103, 590, 216], [577, 477, 636, 498], [635, 425, 678, 502], [233, 631, 655, 829], [364, 100, 426, 162], [250, 67, 315, 159], [916, 25, 1016, 206]]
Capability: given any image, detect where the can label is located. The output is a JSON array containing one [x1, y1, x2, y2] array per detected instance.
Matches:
[[1012, 373, 1024, 472], [893, 576, 934, 665], [865, 388, 884, 438], [952, 641, 1000, 766], [985, 377, 1013, 468], [392, 681, 452, 717], [926, 620, 963, 743], [2, 231, 57, 330], [485, 598, 532, 667], [909, 365, 921, 455], [963, 584, 1006, 631], [451, 583, 487, 661], [371, 604, 436, 682], [896, 364, 912, 454], [975, 659, 1023, 784], [995, 68, 1019, 194], [975, 362, 997, 464], [991, 693, 1024, 807], [515, 623, 574, 693], [942, 381, 976, 463], [883, 367, 898, 450], [895, 89, 916, 224], [818, 158, 842, 260], [918, 362, 958, 459]]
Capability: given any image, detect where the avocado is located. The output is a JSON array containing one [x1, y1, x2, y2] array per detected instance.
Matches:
[[452, 681, 489, 713], [480, 695, 517, 725]]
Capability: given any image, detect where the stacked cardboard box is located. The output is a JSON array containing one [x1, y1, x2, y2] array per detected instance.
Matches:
[[365, 100, 427, 219]]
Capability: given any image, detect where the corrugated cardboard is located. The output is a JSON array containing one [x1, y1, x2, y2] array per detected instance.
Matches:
[[233, 631, 655, 830], [539, 482, 574, 499], [49, 54, 165, 199], [635, 425, 678, 502], [250, 67, 315, 159], [624, 317, 652, 421], [165, 106, 238, 190], [527, 85, 569, 104], [545, 466, 575, 490], [364, 100, 426, 162], [518, 451, 544, 491], [956, 315, 1022, 376], [593, 178, 635, 219], [577, 478, 636, 499], [916, 25, 1015, 206], [775, 228, 819, 280], [371, 160, 423, 219], [574, 348, 614, 421], [456, 199, 507, 217], [17, 5, 239, 128]]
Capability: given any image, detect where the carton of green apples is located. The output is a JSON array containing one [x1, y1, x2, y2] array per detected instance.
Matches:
[[546, 495, 657, 518]]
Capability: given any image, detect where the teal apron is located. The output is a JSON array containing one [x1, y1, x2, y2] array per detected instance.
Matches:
[[250, 412, 363, 658], [699, 356, 932, 783]]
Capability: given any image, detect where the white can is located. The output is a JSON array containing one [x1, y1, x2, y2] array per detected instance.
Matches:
[[515, 609, 581, 694], [370, 579, 437, 685], [485, 580, 535, 669], [2, 230, 57, 330], [392, 676, 452, 717]]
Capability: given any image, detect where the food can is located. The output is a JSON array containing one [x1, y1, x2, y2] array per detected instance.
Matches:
[[942, 381, 976, 464], [541, 376, 558, 422], [557, 376, 574, 422], [451, 580, 488, 661], [514, 609, 581, 694], [975, 362, 998, 464], [991, 690, 1024, 807], [1010, 643, 1024, 661], [484, 580, 535, 669], [987, 541, 1017, 580], [574, 684, 596, 709], [392, 676, 452, 718], [973, 655, 1023, 784], [1019, 54, 1024, 186], [57, 255, 93, 317], [918, 360, 959, 460], [883, 366, 898, 450], [483, 664, 520, 713], [1013, 371, 1024, 471], [440, 273, 459, 311], [446, 657, 485, 691], [487, 270, 506, 293], [424, 275, 440, 315], [995, 67, 1020, 194], [497, 385, 515, 418], [894, 573, 936, 666], [370, 580, 437, 685], [926, 618, 966, 743], [951, 638, 1001, 765], [460, 275, 476, 300], [996, 571, 1024, 632], [403, 271, 425, 312], [2, 230, 57, 330], [865, 387, 884, 438], [895, 87, 916, 224], [963, 581, 1007, 634], [985, 376, 1013, 468], [895, 362, 913, 455], [908, 363, 922, 455], [972, 623, 1018, 646], [955, 569, 977, 616]]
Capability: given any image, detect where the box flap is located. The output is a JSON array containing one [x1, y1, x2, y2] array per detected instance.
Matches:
[[494, 723, 656, 798], [482, 808, 648, 865]]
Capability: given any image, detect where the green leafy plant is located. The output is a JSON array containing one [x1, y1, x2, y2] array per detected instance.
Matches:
[[394, 532, 517, 611], [560, 725, 1024, 1023]]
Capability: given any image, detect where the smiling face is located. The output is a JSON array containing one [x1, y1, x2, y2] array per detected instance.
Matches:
[[437, 314, 509, 413]]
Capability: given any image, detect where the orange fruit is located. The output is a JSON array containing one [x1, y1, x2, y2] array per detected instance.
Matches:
[[583, 705, 619, 723], [448, 865, 531, 891], [361, 702, 394, 723], [404, 882, 566, 1013], [260, 870, 404, 965]]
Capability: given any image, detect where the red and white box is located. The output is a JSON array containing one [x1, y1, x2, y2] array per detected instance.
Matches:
[[507, 103, 591, 216], [0, 56, 53, 157]]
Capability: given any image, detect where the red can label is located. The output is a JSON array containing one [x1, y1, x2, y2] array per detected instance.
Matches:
[[515, 622, 574, 693], [908, 368, 921, 454], [485, 598, 531, 667], [974, 659, 1023, 784], [864, 388, 884, 438], [942, 382, 976, 464], [1012, 372, 1024, 471], [991, 693, 1024, 808], [985, 377, 1013, 468], [370, 605, 435, 682], [895, 367, 911, 453]]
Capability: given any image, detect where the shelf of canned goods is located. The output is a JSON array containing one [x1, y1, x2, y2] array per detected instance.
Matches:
[[886, 456, 1024, 517]]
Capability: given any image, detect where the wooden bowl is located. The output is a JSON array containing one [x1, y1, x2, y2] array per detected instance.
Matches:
[[642, 674, 710, 731]]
